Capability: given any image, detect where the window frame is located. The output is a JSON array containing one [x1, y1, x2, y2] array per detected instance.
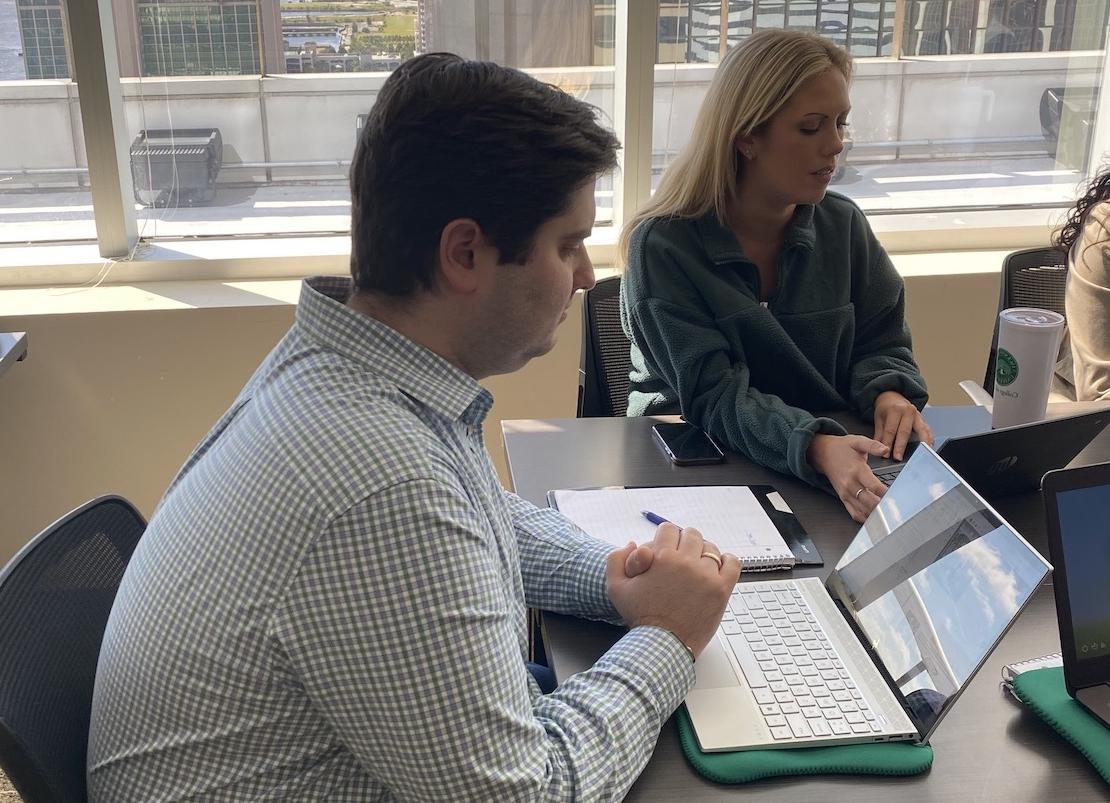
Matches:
[[4, 0, 1106, 281]]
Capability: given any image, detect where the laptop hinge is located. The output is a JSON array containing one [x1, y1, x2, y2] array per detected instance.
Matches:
[[830, 596, 927, 741]]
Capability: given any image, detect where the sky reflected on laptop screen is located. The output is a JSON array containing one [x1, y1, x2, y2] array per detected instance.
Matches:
[[826, 447, 1050, 736]]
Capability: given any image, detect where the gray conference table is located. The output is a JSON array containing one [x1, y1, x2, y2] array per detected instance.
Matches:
[[501, 406, 1110, 802]]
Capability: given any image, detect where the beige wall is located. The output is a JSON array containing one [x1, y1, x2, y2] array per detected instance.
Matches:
[[903, 270, 1001, 404], [0, 274, 995, 567], [0, 304, 294, 565]]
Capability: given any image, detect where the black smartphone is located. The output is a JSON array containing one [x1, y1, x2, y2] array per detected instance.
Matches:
[[651, 422, 725, 466]]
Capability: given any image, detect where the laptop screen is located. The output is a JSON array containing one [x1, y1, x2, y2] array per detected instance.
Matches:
[[1053, 484, 1110, 665], [825, 446, 1051, 738]]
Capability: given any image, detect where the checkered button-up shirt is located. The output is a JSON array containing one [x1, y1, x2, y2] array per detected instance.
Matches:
[[88, 277, 694, 802]]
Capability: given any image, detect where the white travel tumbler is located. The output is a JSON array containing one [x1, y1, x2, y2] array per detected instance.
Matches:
[[991, 307, 1066, 429]]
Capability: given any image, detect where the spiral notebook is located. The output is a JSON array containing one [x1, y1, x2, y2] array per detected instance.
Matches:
[[1001, 652, 1063, 698], [547, 485, 799, 571]]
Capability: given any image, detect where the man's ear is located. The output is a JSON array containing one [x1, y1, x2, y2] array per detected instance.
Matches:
[[438, 218, 492, 294]]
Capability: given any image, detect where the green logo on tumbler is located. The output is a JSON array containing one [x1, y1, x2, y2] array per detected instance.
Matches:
[[996, 348, 1019, 387]]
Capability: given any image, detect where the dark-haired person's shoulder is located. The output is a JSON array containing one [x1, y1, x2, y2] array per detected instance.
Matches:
[[1087, 199, 1110, 227], [1076, 200, 1110, 258]]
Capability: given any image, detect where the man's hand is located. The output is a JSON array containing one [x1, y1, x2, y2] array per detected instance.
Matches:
[[623, 543, 655, 578], [873, 390, 934, 461], [606, 524, 740, 658], [808, 433, 890, 523]]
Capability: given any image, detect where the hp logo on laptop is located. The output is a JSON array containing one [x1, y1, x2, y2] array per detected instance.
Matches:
[[987, 455, 1019, 476]]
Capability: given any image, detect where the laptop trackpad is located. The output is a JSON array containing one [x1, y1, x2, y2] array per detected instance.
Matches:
[[693, 636, 741, 689], [686, 686, 766, 752]]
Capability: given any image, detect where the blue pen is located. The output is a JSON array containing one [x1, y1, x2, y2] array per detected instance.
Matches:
[[641, 509, 671, 526]]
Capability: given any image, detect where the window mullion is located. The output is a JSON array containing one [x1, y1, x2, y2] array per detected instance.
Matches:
[[63, 0, 137, 258], [892, 0, 906, 58], [614, 0, 658, 252], [1084, 17, 1110, 178]]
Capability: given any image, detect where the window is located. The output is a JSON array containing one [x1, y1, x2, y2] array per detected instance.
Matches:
[[136, 2, 263, 76], [658, 11, 690, 46], [1, 0, 95, 243], [17, 0, 70, 79], [652, 0, 1110, 219], [2, 1, 1110, 261], [0, 0, 618, 246]]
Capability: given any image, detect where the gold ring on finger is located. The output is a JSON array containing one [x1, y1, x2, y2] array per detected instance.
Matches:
[[700, 551, 723, 569]]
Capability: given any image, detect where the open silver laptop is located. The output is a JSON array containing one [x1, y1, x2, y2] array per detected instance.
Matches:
[[687, 444, 1052, 751]]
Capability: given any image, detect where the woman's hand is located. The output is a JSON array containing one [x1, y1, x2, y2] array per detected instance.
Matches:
[[873, 391, 934, 461], [808, 433, 891, 523]]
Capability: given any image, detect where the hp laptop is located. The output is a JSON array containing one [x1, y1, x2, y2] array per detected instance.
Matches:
[[686, 444, 1052, 751], [872, 407, 1110, 498], [1042, 462, 1110, 729]]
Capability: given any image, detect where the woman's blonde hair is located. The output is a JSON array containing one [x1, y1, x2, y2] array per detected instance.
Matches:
[[618, 30, 852, 261]]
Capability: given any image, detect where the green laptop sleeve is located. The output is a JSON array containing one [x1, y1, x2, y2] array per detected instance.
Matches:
[[676, 706, 934, 784], [1011, 666, 1110, 785]]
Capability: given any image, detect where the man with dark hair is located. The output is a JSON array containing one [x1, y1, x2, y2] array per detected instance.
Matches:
[[88, 54, 739, 802], [350, 53, 622, 298]]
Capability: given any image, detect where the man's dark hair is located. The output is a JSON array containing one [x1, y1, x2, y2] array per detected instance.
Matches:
[[349, 53, 620, 297]]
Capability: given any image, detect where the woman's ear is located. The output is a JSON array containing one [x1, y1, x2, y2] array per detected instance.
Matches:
[[735, 134, 756, 161]]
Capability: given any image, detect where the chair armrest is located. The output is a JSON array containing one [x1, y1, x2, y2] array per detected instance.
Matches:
[[958, 379, 994, 411]]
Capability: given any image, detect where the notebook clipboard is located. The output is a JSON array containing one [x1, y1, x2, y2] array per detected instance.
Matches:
[[546, 485, 822, 571], [1000, 652, 1064, 701], [747, 485, 822, 567]]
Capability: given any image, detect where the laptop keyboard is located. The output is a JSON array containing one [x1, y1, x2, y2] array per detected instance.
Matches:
[[874, 466, 902, 487], [719, 582, 883, 741]]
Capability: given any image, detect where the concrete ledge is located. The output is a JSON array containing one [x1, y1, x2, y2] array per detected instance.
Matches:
[[0, 236, 351, 290], [0, 247, 1004, 317]]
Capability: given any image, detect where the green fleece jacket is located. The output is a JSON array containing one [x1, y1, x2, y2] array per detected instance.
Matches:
[[620, 192, 928, 488]]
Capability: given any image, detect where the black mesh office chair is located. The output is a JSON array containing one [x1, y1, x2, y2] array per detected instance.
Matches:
[[0, 496, 146, 803], [982, 246, 1068, 395], [578, 275, 633, 417]]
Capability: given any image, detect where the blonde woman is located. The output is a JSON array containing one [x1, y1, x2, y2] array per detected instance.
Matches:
[[619, 30, 932, 523]]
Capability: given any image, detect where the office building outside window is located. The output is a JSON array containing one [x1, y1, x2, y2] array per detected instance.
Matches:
[[904, 0, 1107, 55], [16, 0, 70, 79], [416, 0, 601, 67], [120, 0, 284, 77], [649, 0, 896, 61], [8, 0, 285, 80], [135, 1, 262, 76], [652, 0, 1107, 60]]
